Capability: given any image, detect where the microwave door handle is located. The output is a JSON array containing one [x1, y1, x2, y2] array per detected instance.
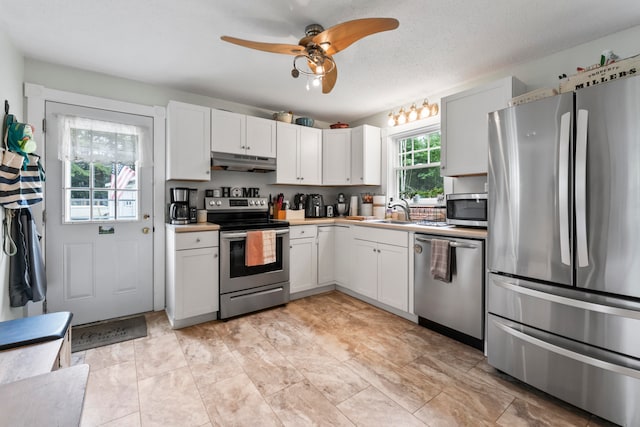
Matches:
[[558, 111, 571, 266], [575, 109, 589, 267]]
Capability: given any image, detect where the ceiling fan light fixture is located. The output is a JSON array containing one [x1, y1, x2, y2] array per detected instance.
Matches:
[[221, 17, 399, 94]]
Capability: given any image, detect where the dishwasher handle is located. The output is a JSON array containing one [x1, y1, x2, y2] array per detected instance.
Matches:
[[415, 237, 479, 249]]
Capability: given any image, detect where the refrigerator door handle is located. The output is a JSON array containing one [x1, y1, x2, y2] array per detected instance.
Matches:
[[492, 276, 640, 320], [576, 109, 589, 267], [558, 111, 571, 266], [492, 318, 640, 380]]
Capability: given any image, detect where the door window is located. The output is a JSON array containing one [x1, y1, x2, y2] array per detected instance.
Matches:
[[59, 117, 147, 222]]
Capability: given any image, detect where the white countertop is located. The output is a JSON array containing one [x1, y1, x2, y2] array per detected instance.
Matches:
[[166, 218, 486, 239], [166, 223, 220, 232], [288, 218, 487, 239]]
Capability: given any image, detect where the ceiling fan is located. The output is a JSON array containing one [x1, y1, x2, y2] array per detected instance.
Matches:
[[221, 18, 399, 94]]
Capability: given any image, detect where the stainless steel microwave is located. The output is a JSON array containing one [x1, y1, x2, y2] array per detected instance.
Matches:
[[446, 193, 488, 227]]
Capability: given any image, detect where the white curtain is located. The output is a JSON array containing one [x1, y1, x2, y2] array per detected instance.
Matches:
[[57, 115, 152, 166]]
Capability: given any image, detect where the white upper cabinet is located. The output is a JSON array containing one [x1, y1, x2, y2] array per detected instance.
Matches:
[[211, 109, 245, 155], [166, 101, 211, 181], [211, 110, 276, 158], [440, 76, 525, 176], [246, 116, 276, 158], [276, 122, 322, 185], [322, 125, 381, 186], [351, 125, 381, 185], [322, 128, 351, 185]]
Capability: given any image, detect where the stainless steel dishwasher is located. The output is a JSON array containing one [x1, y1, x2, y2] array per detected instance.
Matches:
[[414, 234, 485, 350]]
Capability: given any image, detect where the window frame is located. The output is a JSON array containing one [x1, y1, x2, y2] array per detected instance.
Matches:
[[61, 123, 142, 224], [390, 121, 443, 204]]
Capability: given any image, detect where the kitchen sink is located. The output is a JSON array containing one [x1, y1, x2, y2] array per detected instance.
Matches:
[[365, 219, 451, 227], [365, 219, 414, 225]]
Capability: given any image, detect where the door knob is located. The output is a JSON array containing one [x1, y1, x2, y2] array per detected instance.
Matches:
[[142, 227, 150, 234], [143, 214, 150, 219]]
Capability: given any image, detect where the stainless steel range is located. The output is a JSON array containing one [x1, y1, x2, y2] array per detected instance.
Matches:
[[206, 196, 290, 319]]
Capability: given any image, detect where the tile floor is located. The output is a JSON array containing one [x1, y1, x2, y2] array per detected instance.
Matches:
[[73, 291, 616, 427]]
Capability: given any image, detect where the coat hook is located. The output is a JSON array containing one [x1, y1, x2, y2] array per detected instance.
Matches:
[[4, 100, 8, 114]]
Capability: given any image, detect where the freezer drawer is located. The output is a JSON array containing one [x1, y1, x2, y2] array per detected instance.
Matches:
[[414, 235, 484, 345], [488, 314, 640, 426], [489, 273, 640, 359]]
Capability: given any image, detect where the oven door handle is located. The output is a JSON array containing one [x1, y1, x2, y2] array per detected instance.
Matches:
[[221, 229, 290, 239]]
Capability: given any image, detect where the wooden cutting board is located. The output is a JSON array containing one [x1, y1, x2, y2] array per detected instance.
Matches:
[[345, 216, 367, 220]]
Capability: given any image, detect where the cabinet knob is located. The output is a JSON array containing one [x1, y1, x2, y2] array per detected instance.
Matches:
[[214, 253, 218, 258], [346, 178, 350, 181], [372, 248, 376, 253], [247, 146, 251, 150], [206, 170, 210, 174], [196, 238, 201, 242], [241, 145, 245, 149], [290, 246, 293, 249], [378, 249, 381, 253]]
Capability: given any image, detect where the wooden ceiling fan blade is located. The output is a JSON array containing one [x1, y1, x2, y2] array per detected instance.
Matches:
[[313, 18, 399, 56], [322, 61, 338, 94], [220, 36, 304, 55]]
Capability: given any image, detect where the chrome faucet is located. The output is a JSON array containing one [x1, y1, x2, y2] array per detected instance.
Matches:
[[389, 198, 411, 221]]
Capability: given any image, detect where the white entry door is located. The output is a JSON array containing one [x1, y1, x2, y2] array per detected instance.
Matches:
[[44, 102, 154, 325]]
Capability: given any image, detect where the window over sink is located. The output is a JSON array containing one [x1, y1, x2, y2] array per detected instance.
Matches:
[[393, 124, 444, 202]]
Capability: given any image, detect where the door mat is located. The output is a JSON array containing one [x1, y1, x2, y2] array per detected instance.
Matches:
[[72, 315, 147, 352]]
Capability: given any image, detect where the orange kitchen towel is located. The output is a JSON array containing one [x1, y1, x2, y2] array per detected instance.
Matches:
[[430, 239, 452, 282], [245, 230, 276, 266]]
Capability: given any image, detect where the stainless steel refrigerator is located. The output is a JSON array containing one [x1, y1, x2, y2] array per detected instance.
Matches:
[[487, 75, 640, 427]]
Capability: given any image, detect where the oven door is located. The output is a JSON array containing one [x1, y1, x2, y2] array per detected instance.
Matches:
[[219, 228, 290, 294]]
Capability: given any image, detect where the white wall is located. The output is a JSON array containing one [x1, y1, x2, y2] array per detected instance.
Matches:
[[24, 59, 332, 128], [357, 24, 640, 195], [357, 24, 640, 128], [0, 29, 25, 321]]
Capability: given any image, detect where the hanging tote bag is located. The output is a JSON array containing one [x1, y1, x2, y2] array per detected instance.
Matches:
[[0, 115, 45, 209]]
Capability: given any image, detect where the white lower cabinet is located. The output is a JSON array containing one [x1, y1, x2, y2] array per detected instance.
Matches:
[[166, 229, 219, 328], [289, 225, 318, 293], [351, 239, 379, 299], [333, 225, 351, 287], [351, 226, 409, 312], [317, 226, 335, 285], [377, 242, 409, 311]]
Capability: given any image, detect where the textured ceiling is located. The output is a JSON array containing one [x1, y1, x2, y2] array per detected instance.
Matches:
[[1, 0, 640, 123]]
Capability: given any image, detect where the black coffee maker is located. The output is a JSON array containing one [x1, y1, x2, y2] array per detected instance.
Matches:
[[305, 194, 325, 218], [170, 187, 190, 224]]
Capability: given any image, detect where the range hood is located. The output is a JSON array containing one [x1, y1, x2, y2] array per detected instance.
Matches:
[[211, 152, 276, 172]]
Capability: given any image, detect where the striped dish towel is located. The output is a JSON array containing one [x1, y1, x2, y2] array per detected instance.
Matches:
[[430, 239, 452, 282]]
